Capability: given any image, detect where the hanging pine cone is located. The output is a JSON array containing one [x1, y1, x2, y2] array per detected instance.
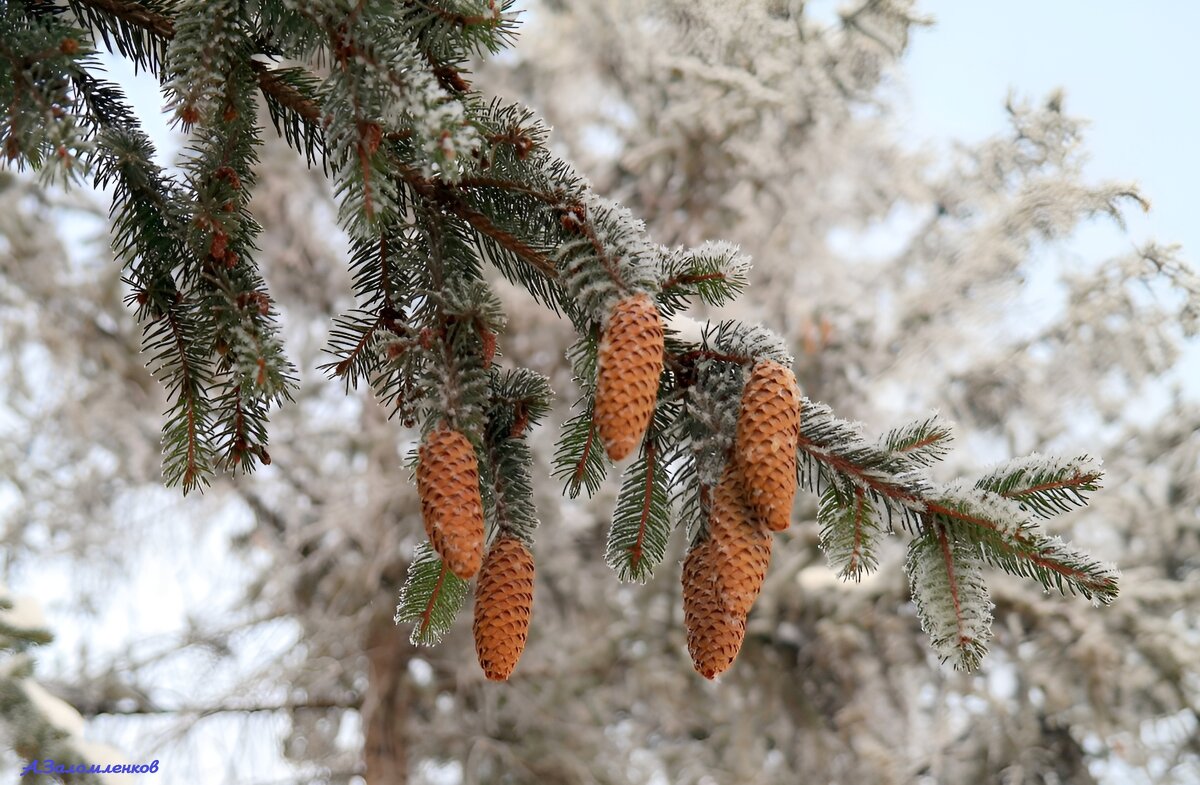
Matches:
[[709, 463, 773, 618], [594, 293, 665, 461], [734, 359, 801, 532], [473, 536, 535, 681], [417, 426, 485, 579], [682, 538, 747, 680]]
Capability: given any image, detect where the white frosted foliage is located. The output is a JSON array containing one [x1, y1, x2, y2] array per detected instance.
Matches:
[[711, 322, 792, 365], [935, 478, 1029, 532], [0, 585, 48, 633], [666, 313, 706, 345], [906, 534, 994, 670], [977, 452, 1103, 490], [21, 678, 87, 738]]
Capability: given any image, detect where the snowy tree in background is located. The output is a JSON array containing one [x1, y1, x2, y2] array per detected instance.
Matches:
[[1, 1, 1197, 783]]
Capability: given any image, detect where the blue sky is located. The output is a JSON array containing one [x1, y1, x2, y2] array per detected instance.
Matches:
[[902, 1, 1198, 262]]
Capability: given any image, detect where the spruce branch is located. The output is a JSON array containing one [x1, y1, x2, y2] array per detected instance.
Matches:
[[406, 1, 508, 35], [974, 453, 1103, 518], [819, 486, 884, 580], [91, 123, 221, 493], [69, 0, 173, 40], [879, 413, 954, 467], [0, 5, 93, 176], [657, 241, 751, 315], [927, 493, 1119, 603], [438, 189, 559, 281], [906, 524, 993, 671], [143, 300, 216, 493], [793, 401, 1118, 606], [480, 369, 551, 544], [254, 64, 325, 166], [395, 542, 469, 646], [552, 404, 606, 499], [552, 333, 608, 497], [605, 401, 678, 583], [795, 399, 928, 530]]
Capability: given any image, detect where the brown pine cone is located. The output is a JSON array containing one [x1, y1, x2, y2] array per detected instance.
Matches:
[[709, 463, 773, 618], [682, 538, 747, 679], [734, 359, 802, 532], [594, 293, 665, 461], [417, 426, 485, 579], [473, 537, 535, 681]]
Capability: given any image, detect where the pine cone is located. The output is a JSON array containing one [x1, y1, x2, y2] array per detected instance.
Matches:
[[473, 537, 535, 681], [709, 463, 773, 618], [594, 293, 665, 461], [734, 359, 801, 532], [682, 538, 747, 679], [417, 426, 485, 579]]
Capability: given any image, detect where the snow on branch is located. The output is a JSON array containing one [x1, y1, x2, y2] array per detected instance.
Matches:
[[819, 487, 885, 581], [906, 526, 993, 671], [878, 413, 954, 467], [794, 402, 1118, 664], [974, 453, 1103, 518]]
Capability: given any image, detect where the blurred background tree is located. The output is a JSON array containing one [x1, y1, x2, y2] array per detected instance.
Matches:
[[2, 1, 1197, 784]]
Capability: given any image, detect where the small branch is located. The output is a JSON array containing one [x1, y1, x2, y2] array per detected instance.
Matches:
[[576, 209, 630, 294], [571, 418, 597, 487], [395, 161, 558, 280], [423, 49, 471, 94], [447, 199, 559, 279], [416, 561, 450, 639], [660, 271, 726, 291], [251, 61, 324, 125], [628, 440, 656, 571], [926, 501, 1116, 596], [379, 234, 393, 307], [407, 0, 502, 30], [1001, 472, 1103, 499], [847, 488, 866, 576], [934, 523, 970, 648], [456, 176, 561, 205], [163, 306, 201, 487], [486, 439, 513, 536], [893, 432, 946, 454], [78, 697, 361, 718], [333, 312, 385, 377], [797, 435, 923, 506]]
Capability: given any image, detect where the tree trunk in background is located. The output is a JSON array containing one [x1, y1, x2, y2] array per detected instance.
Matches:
[[363, 605, 411, 785]]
